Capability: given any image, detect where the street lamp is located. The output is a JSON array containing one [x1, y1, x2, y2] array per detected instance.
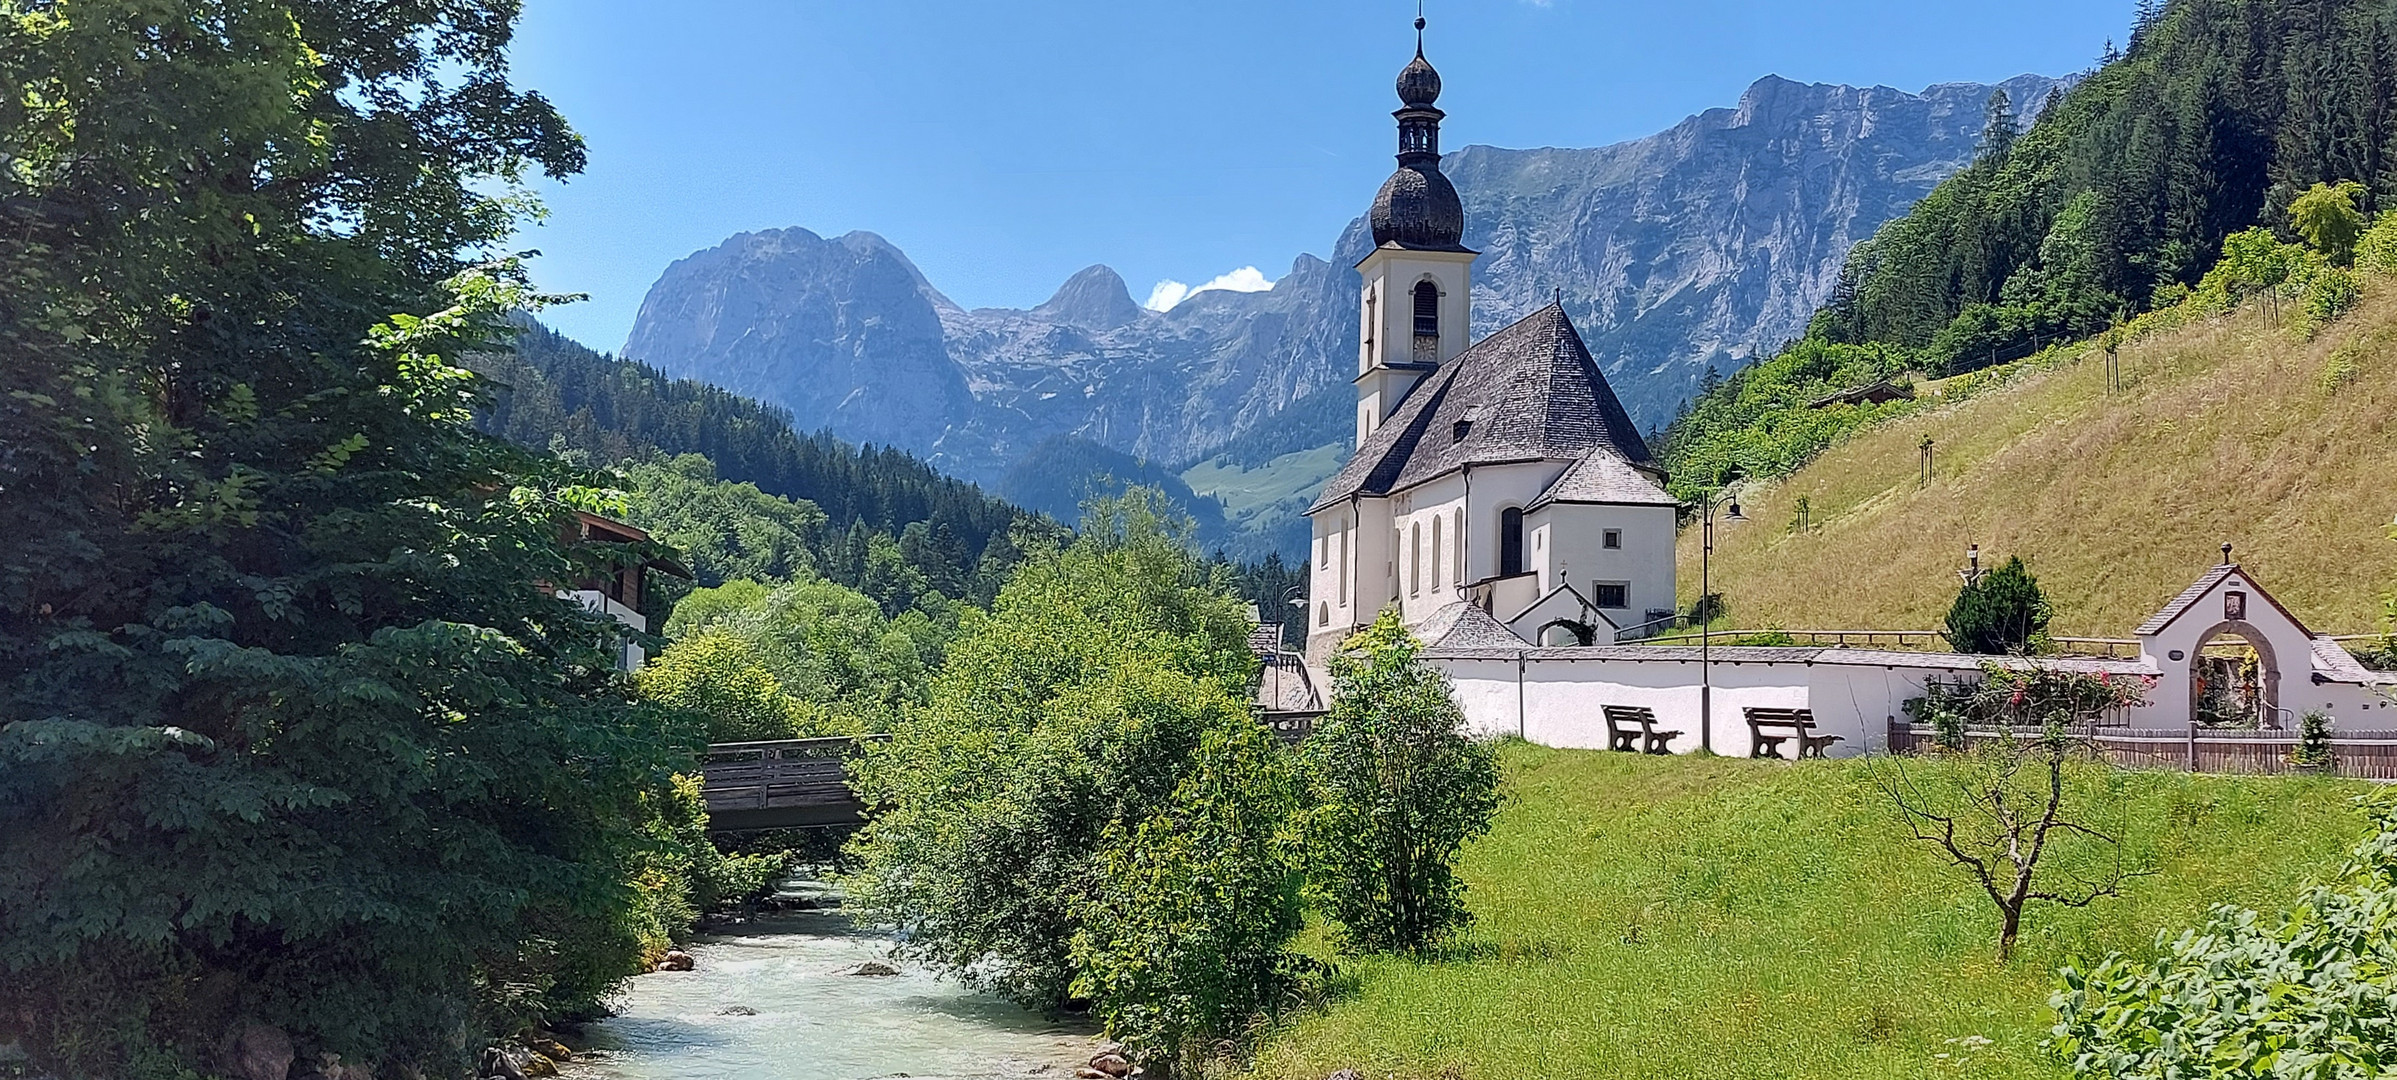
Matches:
[[1696, 478, 1747, 752]]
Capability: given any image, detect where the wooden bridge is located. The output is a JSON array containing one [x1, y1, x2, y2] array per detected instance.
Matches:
[[700, 737, 880, 832]]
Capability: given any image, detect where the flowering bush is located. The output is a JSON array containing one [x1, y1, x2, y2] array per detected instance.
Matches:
[[1909, 662, 2154, 743]]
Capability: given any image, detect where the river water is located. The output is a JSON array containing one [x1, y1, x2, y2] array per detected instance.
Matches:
[[564, 879, 1097, 1080]]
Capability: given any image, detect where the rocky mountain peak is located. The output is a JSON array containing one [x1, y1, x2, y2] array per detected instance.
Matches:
[[1032, 265, 1145, 330], [623, 73, 2070, 560]]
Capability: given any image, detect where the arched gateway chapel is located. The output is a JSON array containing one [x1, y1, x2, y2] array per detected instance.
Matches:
[[1268, 24, 2396, 758]]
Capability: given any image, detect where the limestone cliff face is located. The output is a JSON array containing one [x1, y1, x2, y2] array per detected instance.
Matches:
[[622, 228, 973, 453], [622, 74, 2067, 488]]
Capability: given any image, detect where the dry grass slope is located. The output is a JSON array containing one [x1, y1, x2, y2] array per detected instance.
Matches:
[[1678, 289, 2397, 637]]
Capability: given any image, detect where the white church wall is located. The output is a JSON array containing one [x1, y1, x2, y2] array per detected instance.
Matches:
[[1390, 474, 1468, 626], [1461, 462, 1568, 584], [1531, 502, 1678, 633], [1431, 650, 2069, 760]]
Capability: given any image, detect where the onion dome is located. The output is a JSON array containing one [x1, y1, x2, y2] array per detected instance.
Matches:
[[1370, 165, 1465, 249], [1397, 50, 1441, 107], [1370, 16, 1465, 249]]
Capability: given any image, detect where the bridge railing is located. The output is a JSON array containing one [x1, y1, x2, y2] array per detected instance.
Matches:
[[699, 736, 887, 816]]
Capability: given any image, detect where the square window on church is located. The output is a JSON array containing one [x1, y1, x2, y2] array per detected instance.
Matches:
[[1603, 530, 1622, 550], [1593, 582, 1629, 609]]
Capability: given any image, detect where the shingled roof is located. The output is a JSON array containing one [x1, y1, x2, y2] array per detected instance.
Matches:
[[1529, 445, 1676, 509], [2133, 564, 2313, 638], [1312, 303, 1655, 512]]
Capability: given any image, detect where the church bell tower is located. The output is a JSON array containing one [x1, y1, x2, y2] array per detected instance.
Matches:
[[1354, 15, 1476, 448]]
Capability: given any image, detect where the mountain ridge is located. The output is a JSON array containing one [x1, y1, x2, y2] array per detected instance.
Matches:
[[623, 72, 2069, 556]]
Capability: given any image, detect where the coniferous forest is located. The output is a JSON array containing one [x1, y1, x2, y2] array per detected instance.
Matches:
[[1662, 0, 2397, 492], [1819, 0, 2397, 366]]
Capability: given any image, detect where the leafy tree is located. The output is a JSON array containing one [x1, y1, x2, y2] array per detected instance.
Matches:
[[629, 775, 791, 963], [623, 454, 825, 588], [663, 578, 940, 730], [846, 491, 1261, 1012], [1068, 711, 1313, 1072], [0, 4, 700, 1076], [2051, 793, 2397, 1075], [1304, 610, 1503, 954], [1946, 555, 2053, 655], [2290, 180, 2369, 266], [637, 627, 819, 742]]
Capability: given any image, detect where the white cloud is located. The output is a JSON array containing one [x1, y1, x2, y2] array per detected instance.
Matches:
[[1143, 266, 1276, 312]]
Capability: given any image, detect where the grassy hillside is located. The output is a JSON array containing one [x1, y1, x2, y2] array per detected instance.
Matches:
[[1251, 744, 2370, 1080], [1677, 288, 2397, 637]]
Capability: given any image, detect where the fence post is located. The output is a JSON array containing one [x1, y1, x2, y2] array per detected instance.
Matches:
[[2186, 720, 2199, 771]]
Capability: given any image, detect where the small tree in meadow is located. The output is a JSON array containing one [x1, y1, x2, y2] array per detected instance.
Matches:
[[1304, 610, 1503, 954], [1876, 666, 2152, 961], [1946, 555, 2052, 655], [2291, 181, 2368, 267]]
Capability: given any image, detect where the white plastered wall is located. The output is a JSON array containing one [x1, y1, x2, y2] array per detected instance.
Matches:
[[1529, 501, 1677, 631]]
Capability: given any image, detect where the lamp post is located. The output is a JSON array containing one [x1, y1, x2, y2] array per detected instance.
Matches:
[[1696, 480, 1747, 752]]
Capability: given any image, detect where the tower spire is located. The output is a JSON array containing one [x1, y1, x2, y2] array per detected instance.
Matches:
[[1416, 2, 1426, 56]]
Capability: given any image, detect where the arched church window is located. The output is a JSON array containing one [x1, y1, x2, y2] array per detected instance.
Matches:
[[1318, 600, 1330, 627], [1410, 522, 1422, 596], [1413, 281, 1440, 338], [1499, 507, 1525, 577], [1431, 516, 1444, 589], [1453, 508, 1465, 582]]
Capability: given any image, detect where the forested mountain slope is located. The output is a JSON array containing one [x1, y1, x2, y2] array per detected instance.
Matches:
[[1681, 287, 2397, 638], [474, 323, 1046, 609], [1813, 0, 2397, 369]]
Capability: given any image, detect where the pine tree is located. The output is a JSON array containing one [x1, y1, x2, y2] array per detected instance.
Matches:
[[1946, 556, 2054, 655], [1981, 88, 2021, 161], [0, 4, 689, 1076]]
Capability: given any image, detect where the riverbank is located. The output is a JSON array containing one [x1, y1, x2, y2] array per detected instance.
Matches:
[[1249, 744, 2372, 1079], [563, 911, 1099, 1080]]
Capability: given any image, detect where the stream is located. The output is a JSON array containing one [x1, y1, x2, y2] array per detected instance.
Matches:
[[563, 875, 1098, 1080]]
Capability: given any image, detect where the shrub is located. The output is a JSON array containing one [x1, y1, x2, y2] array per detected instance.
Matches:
[[2322, 348, 2362, 392], [2294, 711, 2336, 769], [2297, 266, 2363, 338], [2357, 213, 2397, 277], [1070, 722, 1314, 1071], [1303, 611, 1503, 955], [846, 491, 1273, 1022], [2050, 793, 2397, 1077], [1946, 555, 2053, 655]]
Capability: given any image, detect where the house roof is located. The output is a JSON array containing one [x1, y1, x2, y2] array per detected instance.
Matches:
[[1527, 445, 1676, 510], [2133, 564, 2312, 638], [2310, 637, 2395, 687], [1421, 602, 1528, 651], [1311, 303, 1653, 512]]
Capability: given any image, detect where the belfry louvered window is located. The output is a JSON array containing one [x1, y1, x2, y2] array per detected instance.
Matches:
[[1413, 281, 1440, 338]]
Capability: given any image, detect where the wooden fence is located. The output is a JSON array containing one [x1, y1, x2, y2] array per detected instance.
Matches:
[[1887, 722, 2397, 780]]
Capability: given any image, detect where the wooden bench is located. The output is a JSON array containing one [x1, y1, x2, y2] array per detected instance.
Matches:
[[1603, 705, 1682, 755], [1744, 707, 1844, 760]]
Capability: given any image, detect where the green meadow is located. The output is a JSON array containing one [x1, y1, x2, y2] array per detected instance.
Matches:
[[1253, 743, 2372, 1080]]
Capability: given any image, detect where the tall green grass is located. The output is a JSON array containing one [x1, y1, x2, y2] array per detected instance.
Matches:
[[1250, 743, 2371, 1080]]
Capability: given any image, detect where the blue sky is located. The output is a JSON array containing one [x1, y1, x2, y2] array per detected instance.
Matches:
[[508, 0, 2138, 351]]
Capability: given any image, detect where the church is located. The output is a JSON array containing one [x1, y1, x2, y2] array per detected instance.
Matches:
[[1304, 22, 1679, 663]]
